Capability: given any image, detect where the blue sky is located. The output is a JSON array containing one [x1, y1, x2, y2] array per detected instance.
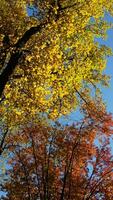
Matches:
[[59, 13, 113, 125], [96, 13, 113, 113], [101, 29, 113, 113]]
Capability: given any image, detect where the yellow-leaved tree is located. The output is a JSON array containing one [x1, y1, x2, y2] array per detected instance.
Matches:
[[0, 0, 113, 127]]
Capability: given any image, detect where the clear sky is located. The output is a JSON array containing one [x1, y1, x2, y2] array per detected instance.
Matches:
[[97, 13, 113, 113]]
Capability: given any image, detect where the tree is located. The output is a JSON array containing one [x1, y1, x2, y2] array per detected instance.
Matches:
[[0, 0, 113, 126], [1, 111, 113, 200]]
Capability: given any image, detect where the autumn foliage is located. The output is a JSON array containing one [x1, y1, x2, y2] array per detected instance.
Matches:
[[1, 112, 113, 200], [0, 1, 113, 199], [0, 0, 113, 126]]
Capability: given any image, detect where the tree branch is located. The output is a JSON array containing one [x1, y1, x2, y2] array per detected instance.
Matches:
[[0, 128, 8, 155], [0, 22, 46, 97]]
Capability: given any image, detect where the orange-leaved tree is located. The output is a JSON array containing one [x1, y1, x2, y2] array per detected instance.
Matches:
[[1, 112, 113, 200]]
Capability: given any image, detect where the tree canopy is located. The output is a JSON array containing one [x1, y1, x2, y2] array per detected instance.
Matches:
[[1, 112, 113, 200], [0, 1, 113, 199], [0, 0, 113, 127]]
